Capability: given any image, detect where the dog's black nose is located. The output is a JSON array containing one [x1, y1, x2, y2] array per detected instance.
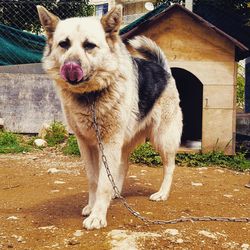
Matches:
[[60, 61, 84, 85]]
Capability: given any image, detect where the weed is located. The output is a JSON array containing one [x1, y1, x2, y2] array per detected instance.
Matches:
[[0, 131, 30, 153], [63, 135, 80, 155], [45, 121, 68, 147], [131, 142, 250, 171], [130, 141, 162, 166], [61, 136, 250, 171]]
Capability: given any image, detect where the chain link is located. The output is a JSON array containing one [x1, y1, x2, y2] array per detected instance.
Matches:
[[90, 102, 250, 225]]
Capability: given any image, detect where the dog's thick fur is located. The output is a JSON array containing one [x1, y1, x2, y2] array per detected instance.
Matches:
[[37, 5, 182, 230]]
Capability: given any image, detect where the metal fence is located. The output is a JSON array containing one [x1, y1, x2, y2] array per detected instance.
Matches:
[[0, 0, 93, 66]]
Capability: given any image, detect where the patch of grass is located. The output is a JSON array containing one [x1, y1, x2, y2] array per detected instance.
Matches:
[[131, 142, 250, 172], [45, 121, 68, 147], [61, 137, 250, 171], [63, 135, 80, 155], [0, 131, 30, 153], [130, 141, 162, 166], [176, 151, 250, 171]]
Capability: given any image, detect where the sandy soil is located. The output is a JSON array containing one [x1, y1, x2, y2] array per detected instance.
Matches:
[[0, 151, 249, 250]]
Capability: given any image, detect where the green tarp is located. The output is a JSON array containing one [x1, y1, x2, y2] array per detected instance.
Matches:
[[0, 23, 45, 65]]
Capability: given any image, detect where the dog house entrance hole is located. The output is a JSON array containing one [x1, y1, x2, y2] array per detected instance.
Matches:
[[172, 68, 203, 150]]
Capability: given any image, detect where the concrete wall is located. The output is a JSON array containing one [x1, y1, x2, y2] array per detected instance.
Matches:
[[0, 63, 44, 74], [0, 70, 65, 133]]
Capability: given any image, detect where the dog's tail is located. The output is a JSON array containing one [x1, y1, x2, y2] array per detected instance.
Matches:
[[128, 36, 171, 74]]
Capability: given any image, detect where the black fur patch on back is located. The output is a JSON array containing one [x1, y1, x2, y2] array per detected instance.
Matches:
[[134, 58, 168, 119]]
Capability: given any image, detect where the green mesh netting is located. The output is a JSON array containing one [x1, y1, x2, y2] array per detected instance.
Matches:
[[0, 23, 45, 65]]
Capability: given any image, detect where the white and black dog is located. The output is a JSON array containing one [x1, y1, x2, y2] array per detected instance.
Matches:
[[37, 5, 183, 229]]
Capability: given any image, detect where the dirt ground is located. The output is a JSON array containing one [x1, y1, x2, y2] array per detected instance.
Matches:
[[0, 151, 249, 250]]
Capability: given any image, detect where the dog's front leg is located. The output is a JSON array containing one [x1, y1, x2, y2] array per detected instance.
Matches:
[[77, 138, 99, 217], [83, 143, 121, 230]]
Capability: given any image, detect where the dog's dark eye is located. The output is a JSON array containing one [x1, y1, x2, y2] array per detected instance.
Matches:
[[59, 39, 70, 49], [83, 42, 97, 50]]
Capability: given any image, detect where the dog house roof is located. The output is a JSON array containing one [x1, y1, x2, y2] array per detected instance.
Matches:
[[120, 4, 248, 55]]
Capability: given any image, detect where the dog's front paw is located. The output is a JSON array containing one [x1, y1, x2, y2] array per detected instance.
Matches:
[[81, 205, 92, 217], [83, 214, 107, 230], [149, 191, 169, 201]]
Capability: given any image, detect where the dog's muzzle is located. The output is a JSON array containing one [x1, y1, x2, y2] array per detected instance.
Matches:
[[60, 61, 84, 85]]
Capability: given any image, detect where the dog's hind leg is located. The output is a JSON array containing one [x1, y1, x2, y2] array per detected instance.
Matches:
[[149, 111, 182, 201], [149, 152, 176, 201], [77, 138, 99, 216]]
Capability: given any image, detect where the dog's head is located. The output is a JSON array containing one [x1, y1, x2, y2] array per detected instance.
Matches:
[[37, 5, 123, 93]]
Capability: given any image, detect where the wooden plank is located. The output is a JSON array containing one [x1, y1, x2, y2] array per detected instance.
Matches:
[[202, 108, 234, 155], [170, 61, 235, 85], [130, 10, 235, 62], [203, 85, 235, 109], [232, 62, 237, 154], [178, 147, 201, 153]]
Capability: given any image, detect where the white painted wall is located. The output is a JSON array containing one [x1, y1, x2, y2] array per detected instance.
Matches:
[[185, 0, 193, 11]]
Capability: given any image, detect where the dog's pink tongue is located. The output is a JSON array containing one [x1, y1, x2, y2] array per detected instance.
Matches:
[[60, 62, 84, 84]]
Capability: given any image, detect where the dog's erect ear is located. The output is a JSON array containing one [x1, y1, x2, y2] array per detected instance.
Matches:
[[101, 5, 122, 36], [37, 5, 59, 37]]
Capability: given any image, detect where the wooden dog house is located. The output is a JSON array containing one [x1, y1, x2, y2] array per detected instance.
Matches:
[[121, 4, 248, 155]]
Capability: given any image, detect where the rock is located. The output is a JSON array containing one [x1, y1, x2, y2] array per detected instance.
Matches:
[[67, 238, 80, 246], [241, 243, 250, 250], [7, 216, 18, 220], [129, 175, 137, 178], [73, 230, 83, 237], [176, 239, 184, 244], [215, 169, 224, 173], [223, 194, 233, 198], [38, 225, 57, 231], [191, 182, 203, 186], [198, 230, 217, 239], [12, 235, 24, 243], [47, 168, 80, 175], [164, 229, 179, 236], [108, 230, 161, 250], [47, 168, 61, 174], [50, 190, 60, 193], [34, 139, 47, 147], [54, 180, 65, 184]]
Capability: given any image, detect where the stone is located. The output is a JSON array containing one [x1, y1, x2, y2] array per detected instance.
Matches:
[[198, 230, 217, 239], [34, 139, 47, 147], [241, 243, 250, 250], [164, 229, 179, 236], [7, 216, 18, 220], [191, 182, 203, 186], [73, 230, 83, 237]]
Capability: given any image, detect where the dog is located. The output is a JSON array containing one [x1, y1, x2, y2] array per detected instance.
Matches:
[[37, 5, 183, 230]]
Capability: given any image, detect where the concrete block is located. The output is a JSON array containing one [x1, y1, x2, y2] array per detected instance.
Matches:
[[0, 73, 65, 133]]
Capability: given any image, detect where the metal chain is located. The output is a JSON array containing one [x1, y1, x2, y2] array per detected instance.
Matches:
[[90, 102, 250, 225]]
